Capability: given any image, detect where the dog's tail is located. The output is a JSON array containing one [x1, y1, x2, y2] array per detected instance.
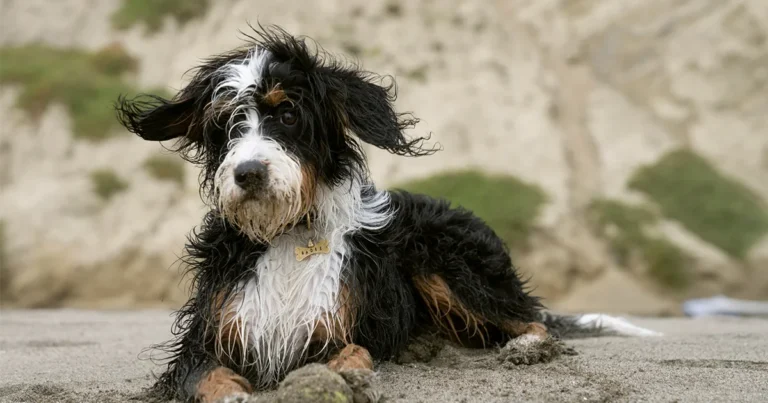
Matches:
[[537, 311, 663, 339]]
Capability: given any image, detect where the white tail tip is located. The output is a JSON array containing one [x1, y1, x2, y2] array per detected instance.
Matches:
[[576, 314, 663, 337]]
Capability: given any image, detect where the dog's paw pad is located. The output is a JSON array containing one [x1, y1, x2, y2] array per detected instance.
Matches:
[[497, 334, 576, 367]]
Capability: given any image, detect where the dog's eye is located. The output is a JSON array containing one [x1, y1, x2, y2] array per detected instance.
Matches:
[[280, 110, 298, 127]]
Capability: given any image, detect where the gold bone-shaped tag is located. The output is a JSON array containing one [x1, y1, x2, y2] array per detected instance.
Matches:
[[295, 239, 330, 261]]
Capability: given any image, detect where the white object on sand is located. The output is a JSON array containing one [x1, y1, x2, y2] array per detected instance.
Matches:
[[682, 295, 768, 317]]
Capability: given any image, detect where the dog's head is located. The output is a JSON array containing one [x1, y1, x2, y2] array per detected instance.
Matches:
[[117, 25, 435, 243]]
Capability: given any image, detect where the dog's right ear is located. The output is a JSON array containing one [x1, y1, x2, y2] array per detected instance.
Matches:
[[115, 94, 202, 142]]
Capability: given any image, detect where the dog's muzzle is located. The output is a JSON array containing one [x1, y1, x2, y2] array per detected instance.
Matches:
[[233, 160, 269, 194]]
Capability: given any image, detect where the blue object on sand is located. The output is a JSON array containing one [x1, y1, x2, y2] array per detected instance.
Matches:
[[683, 295, 768, 317]]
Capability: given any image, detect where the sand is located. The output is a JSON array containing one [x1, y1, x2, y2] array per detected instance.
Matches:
[[1, 309, 767, 402]]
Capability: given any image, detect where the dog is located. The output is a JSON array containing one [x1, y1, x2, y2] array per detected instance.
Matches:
[[116, 25, 659, 402]]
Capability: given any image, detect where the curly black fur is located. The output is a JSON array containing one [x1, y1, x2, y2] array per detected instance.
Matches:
[[116, 25, 596, 403], [144, 190, 546, 402]]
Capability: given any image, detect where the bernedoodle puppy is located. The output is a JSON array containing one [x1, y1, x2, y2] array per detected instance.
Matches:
[[116, 25, 658, 402]]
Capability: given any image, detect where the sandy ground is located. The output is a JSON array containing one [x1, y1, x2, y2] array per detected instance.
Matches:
[[1, 310, 767, 403]]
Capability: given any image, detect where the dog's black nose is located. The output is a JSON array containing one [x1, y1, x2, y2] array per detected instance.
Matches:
[[233, 160, 268, 191]]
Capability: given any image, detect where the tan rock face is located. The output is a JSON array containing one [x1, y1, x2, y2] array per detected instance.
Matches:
[[1, 0, 766, 309]]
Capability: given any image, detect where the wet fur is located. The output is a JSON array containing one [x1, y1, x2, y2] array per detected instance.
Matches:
[[115, 25, 642, 402]]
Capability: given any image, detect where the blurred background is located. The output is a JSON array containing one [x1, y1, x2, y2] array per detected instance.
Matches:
[[0, 0, 766, 315]]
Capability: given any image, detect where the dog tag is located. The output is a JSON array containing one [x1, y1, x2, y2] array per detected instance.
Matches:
[[295, 238, 330, 261]]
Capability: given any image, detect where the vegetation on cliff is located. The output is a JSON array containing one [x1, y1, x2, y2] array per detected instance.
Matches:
[[144, 155, 186, 186], [0, 44, 155, 141], [91, 169, 130, 201], [112, 0, 210, 33], [588, 199, 691, 290], [630, 150, 768, 259]]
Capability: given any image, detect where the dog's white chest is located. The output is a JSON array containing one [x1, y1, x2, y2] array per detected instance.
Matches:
[[250, 232, 340, 310], [232, 228, 345, 386]]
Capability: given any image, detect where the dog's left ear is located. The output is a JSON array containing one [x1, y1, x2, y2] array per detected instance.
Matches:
[[333, 72, 437, 156]]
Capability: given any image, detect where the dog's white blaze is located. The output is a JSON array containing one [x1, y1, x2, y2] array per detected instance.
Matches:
[[213, 48, 269, 108], [225, 180, 392, 388], [211, 49, 308, 243], [577, 314, 663, 337]]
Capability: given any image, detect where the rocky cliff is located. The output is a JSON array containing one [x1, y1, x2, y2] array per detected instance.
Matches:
[[1, 0, 766, 312]]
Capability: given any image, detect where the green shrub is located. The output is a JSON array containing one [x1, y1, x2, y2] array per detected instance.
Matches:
[[144, 155, 185, 185], [0, 44, 143, 141], [394, 170, 548, 247], [643, 238, 691, 290], [630, 150, 768, 258], [587, 199, 656, 265], [112, 0, 210, 33], [588, 199, 691, 290], [402, 65, 428, 82], [384, 1, 403, 17], [91, 169, 129, 201]]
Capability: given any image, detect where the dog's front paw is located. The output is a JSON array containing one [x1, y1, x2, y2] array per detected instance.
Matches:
[[339, 369, 381, 403], [497, 334, 577, 367]]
